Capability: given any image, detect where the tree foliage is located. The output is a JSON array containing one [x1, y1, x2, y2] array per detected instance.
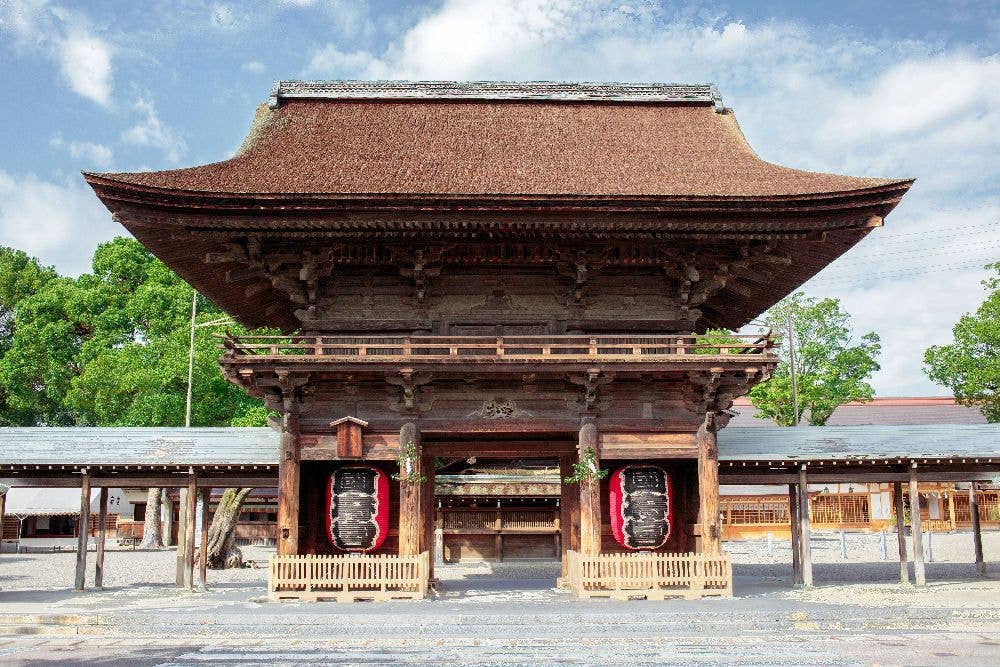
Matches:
[[748, 292, 881, 426], [0, 238, 267, 427], [924, 263, 1000, 422]]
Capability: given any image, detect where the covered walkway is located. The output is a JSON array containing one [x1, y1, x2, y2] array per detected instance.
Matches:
[[1, 424, 997, 593]]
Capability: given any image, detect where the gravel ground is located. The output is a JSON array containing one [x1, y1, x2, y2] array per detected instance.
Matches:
[[0, 530, 995, 592]]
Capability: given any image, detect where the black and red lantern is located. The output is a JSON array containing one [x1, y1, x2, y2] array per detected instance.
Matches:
[[609, 465, 672, 550], [326, 466, 389, 552]]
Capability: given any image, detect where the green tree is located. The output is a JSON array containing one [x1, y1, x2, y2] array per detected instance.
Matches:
[[748, 292, 881, 426], [0, 238, 267, 428], [924, 263, 1000, 421], [0, 248, 59, 425]]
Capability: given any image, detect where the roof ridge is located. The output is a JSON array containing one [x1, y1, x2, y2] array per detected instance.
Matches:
[[268, 79, 726, 112]]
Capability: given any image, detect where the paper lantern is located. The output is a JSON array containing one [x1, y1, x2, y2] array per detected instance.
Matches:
[[609, 465, 672, 550], [326, 466, 389, 552]]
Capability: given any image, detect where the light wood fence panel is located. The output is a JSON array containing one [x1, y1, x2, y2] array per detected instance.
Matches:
[[565, 550, 732, 600], [268, 552, 429, 602]]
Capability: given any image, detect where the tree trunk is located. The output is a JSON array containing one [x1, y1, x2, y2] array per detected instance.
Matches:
[[203, 488, 252, 569], [139, 487, 164, 549]]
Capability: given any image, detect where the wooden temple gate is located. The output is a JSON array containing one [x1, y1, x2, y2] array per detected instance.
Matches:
[[81, 79, 915, 601]]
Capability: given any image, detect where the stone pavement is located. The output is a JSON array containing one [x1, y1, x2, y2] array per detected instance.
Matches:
[[2, 573, 1000, 665]]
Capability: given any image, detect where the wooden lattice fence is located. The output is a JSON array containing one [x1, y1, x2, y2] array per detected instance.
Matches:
[[565, 550, 732, 600], [268, 552, 429, 602]]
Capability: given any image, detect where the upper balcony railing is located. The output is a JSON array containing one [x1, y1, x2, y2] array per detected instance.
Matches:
[[221, 333, 778, 364]]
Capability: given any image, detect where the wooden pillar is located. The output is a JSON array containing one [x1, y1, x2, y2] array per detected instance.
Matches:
[[788, 483, 802, 585], [184, 471, 197, 591], [578, 419, 602, 556], [199, 488, 210, 590], [948, 489, 957, 532], [893, 481, 909, 585], [420, 452, 436, 578], [175, 487, 187, 586], [398, 422, 423, 556], [559, 454, 579, 576], [969, 482, 986, 575], [74, 468, 91, 591], [94, 487, 108, 590], [277, 408, 302, 556], [696, 413, 721, 554], [797, 465, 813, 587], [909, 464, 926, 587]]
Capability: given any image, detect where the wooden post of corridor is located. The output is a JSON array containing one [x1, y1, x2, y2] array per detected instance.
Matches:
[[697, 413, 721, 554], [74, 468, 91, 591], [578, 419, 602, 556], [970, 482, 986, 575], [277, 407, 302, 556], [797, 465, 813, 587], [909, 464, 926, 587], [184, 470, 197, 591], [398, 422, 423, 556], [893, 482, 909, 585], [94, 487, 109, 589]]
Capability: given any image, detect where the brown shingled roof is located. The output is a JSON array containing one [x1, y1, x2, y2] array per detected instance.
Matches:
[[88, 93, 908, 200]]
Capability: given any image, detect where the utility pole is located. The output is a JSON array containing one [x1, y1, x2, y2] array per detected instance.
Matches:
[[786, 309, 800, 426], [185, 289, 198, 428]]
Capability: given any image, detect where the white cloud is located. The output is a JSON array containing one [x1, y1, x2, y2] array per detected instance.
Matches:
[[242, 60, 266, 73], [49, 135, 113, 169], [56, 28, 113, 106], [307, 44, 388, 79], [1, 1, 114, 106], [0, 171, 120, 277], [211, 3, 236, 28], [121, 98, 186, 163]]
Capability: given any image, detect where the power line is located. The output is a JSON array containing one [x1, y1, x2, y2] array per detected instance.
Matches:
[[809, 260, 996, 286]]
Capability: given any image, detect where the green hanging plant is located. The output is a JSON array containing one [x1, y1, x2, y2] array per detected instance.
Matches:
[[392, 440, 427, 484], [564, 446, 607, 485]]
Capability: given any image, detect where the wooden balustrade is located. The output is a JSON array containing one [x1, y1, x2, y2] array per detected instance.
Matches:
[[268, 552, 429, 603], [565, 550, 732, 600], [438, 508, 559, 533], [222, 333, 777, 363]]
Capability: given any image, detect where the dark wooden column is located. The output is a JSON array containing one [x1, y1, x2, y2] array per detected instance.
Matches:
[[696, 413, 721, 554], [398, 422, 423, 556], [184, 471, 197, 591], [893, 482, 909, 585], [788, 483, 802, 585], [559, 454, 579, 576], [420, 451, 436, 577], [175, 487, 188, 586], [94, 487, 109, 590], [277, 406, 302, 556], [909, 464, 926, 586], [969, 482, 985, 575], [74, 468, 91, 591], [797, 465, 813, 587], [199, 488, 210, 590], [578, 419, 602, 556]]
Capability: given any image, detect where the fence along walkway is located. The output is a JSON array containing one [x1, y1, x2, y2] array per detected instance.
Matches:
[[268, 552, 429, 602], [565, 550, 732, 600]]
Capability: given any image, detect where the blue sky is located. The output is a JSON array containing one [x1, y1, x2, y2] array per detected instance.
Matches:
[[1, 0, 998, 396]]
